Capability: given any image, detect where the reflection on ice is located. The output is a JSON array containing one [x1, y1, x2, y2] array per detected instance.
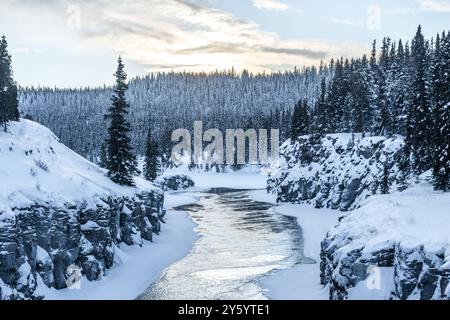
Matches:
[[141, 190, 304, 300]]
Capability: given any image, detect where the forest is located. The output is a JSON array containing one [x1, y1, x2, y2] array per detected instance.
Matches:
[[18, 25, 450, 191]]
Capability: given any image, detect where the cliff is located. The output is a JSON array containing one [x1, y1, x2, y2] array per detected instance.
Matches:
[[0, 120, 165, 299]]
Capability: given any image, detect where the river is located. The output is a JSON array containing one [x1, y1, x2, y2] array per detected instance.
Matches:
[[141, 188, 307, 300]]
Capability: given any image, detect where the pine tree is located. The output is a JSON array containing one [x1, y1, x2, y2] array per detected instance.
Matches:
[[431, 32, 450, 191], [348, 57, 370, 133], [99, 143, 108, 168], [380, 159, 390, 194], [326, 58, 346, 133], [315, 78, 328, 136], [104, 57, 137, 186], [290, 99, 309, 140], [143, 128, 160, 182], [403, 26, 434, 175], [0, 35, 19, 132]]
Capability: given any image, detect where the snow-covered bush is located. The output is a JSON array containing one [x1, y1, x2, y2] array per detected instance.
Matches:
[[156, 173, 195, 191]]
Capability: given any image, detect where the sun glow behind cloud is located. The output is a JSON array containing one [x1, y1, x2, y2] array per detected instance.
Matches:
[[0, 0, 369, 79]]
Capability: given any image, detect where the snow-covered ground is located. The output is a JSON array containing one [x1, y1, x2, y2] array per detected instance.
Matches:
[[165, 166, 269, 190], [40, 193, 198, 300], [323, 179, 450, 300], [0, 120, 199, 300], [0, 120, 157, 216], [250, 189, 339, 300]]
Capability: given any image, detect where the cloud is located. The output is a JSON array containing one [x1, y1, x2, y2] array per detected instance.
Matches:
[[387, 7, 416, 15], [331, 17, 362, 26], [1, 0, 368, 75], [252, 0, 290, 11], [258, 47, 328, 59], [420, 0, 450, 12]]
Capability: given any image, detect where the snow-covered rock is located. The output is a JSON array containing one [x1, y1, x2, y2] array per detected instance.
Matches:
[[0, 120, 165, 300], [320, 183, 450, 300], [268, 134, 404, 211], [156, 173, 195, 191]]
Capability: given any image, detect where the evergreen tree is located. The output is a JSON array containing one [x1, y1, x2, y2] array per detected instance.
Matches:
[[348, 57, 371, 133], [380, 159, 390, 194], [315, 78, 328, 136], [431, 32, 450, 191], [326, 58, 346, 132], [99, 143, 108, 168], [104, 57, 137, 186], [403, 26, 434, 175], [143, 128, 160, 182], [290, 99, 309, 140], [0, 35, 19, 132]]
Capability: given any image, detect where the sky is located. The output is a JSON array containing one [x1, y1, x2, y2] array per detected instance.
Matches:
[[0, 0, 449, 88]]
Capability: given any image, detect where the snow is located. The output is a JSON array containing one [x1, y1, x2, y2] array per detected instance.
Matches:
[[326, 182, 450, 258], [174, 170, 341, 300], [268, 133, 405, 210], [0, 120, 198, 300], [0, 120, 157, 217], [40, 193, 198, 300], [80, 221, 101, 231], [166, 166, 269, 190], [254, 193, 340, 300], [347, 267, 395, 300]]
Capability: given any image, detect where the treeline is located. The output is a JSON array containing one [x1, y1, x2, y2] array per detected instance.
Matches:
[[290, 26, 449, 191], [14, 26, 450, 190], [19, 64, 329, 162]]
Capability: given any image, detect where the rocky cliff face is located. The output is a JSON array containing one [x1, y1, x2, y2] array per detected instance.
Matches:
[[0, 188, 165, 300], [268, 134, 404, 211], [0, 120, 167, 300], [319, 185, 450, 300], [321, 237, 450, 300]]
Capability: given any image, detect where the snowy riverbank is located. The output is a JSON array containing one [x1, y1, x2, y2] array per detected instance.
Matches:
[[183, 169, 340, 300], [41, 193, 198, 300], [249, 189, 339, 300]]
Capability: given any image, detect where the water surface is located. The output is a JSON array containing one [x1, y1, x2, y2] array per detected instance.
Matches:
[[141, 188, 306, 300]]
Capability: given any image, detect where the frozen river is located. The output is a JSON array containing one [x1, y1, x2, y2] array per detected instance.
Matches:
[[141, 188, 306, 300]]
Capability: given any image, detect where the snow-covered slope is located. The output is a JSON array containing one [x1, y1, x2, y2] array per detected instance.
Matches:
[[0, 120, 165, 300], [268, 134, 404, 211], [321, 180, 450, 300], [0, 120, 157, 215]]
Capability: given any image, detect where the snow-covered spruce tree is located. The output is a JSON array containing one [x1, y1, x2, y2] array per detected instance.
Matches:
[[403, 26, 434, 175], [290, 99, 309, 140], [314, 77, 328, 136], [325, 58, 346, 133], [347, 56, 371, 133], [431, 31, 450, 191], [380, 159, 391, 194], [388, 39, 411, 135], [104, 57, 138, 186], [0, 35, 19, 132], [143, 128, 160, 182], [99, 143, 108, 169]]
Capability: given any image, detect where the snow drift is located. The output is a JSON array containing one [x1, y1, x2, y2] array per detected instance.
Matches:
[[320, 181, 450, 300], [0, 120, 165, 300]]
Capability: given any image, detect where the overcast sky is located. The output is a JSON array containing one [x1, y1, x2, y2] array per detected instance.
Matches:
[[1, 0, 449, 87]]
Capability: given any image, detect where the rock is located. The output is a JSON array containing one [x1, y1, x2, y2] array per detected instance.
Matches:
[[268, 135, 404, 211], [0, 189, 164, 300], [156, 174, 195, 191], [320, 235, 450, 300]]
